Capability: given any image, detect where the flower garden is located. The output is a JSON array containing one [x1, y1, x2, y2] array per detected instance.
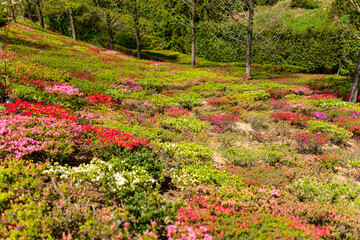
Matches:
[[2, 20, 360, 239]]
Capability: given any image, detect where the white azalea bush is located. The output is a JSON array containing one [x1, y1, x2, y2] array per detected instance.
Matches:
[[43, 158, 155, 193]]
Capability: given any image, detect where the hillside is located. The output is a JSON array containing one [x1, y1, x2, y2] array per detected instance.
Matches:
[[2, 19, 360, 239]]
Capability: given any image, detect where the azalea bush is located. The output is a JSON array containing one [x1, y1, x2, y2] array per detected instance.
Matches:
[[82, 125, 148, 159], [271, 112, 311, 127], [3, 99, 78, 121], [0, 115, 83, 160], [291, 131, 331, 154], [201, 113, 239, 132]]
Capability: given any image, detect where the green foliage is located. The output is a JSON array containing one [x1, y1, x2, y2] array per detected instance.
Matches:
[[162, 115, 208, 133], [223, 144, 292, 167], [175, 92, 202, 110], [137, 78, 168, 92], [315, 99, 353, 109], [291, 0, 320, 9], [308, 120, 353, 144], [291, 176, 360, 204], [159, 142, 213, 166]]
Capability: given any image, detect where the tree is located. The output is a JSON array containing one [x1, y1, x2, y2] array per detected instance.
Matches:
[[43, 0, 86, 41], [163, 0, 212, 67], [212, 0, 282, 78], [123, 0, 155, 59], [93, 0, 122, 50], [332, 0, 360, 103], [33, 0, 44, 28]]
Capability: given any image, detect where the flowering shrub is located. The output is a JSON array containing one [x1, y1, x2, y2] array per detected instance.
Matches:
[[308, 94, 337, 100], [207, 97, 230, 107], [169, 185, 331, 239], [44, 158, 155, 193], [45, 83, 84, 96], [271, 112, 311, 127], [307, 120, 353, 144], [290, 87, 313, 95], [201, 113, 239, 132], [268, 99, 291, 111], [3, 100, 77, 121], [121, 99, 159, 115], [264, 88, 290, 99], [291, 131, 331, 154], [0, 115, 83, 160], [164, 107, 190, 118], [333, 116, 360, 136], [311, 112, 328, 121], [110, 80, 142, 93], [83, 125, 148, 151], [87, 93, 115, 104]]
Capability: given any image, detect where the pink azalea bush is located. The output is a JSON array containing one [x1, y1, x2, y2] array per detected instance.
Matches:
[[0, 115, 83, 160], [45, 83, 84, 96]]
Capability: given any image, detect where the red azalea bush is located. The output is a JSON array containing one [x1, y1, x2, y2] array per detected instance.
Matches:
[[207, 97, 230, 107], [164, 107, 190, 118], [271, 112, 311, 127], [3, 100, 77, 121], [308, 94, 337, 100], [201, 113, 239, 132], [264, 88, 290, 99], [83, 125, 148, 149], [268, 99, 291, 111], [87, 94, 115, 104], [291, 131, 331, 154], [168, 185, 332, 239], [333, 116, 360, 135]]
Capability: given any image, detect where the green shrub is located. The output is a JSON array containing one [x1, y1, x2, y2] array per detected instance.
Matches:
[[315, 99, 352, 109], [162, 115, 208, 133], [291, 0, 319, 9], [137, 78, 168, 92], [308, 120, 353, 144], [223, 145, 292, 167], [175, 92, 202, 110], [291, 176, 360, 204], [159, 142, 213, 166]]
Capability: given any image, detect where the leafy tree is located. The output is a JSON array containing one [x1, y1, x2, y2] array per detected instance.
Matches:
[[162, 0, 213, 67], [123, 0, 156, 59], [332, 0, 360, 102], [93, 0, 122, 50], [212, 0, 281, 78]]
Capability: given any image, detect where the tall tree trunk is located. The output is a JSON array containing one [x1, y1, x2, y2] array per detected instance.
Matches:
[[106, 13, 114, 50], [68, 6, 77, 41], [191, 0, 196, 67], [25, 0, 33, 22], [134, 4, 141, 59], [245, 0, 254, 78], [7, 0, 16, 23], [34, 0, 44, 28], [349, 52, 360, 103]]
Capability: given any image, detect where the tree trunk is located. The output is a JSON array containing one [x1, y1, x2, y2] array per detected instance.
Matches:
[[135, 22, 141, 59], [106, 13, 114, 50], [34, 0, 44, 28], [191, 0, 196, 67], [7, 0, 16, 23], [349, 52, 360, 103], [68, 6, 77, 41], [25, 0, 33, 22], [134, 4, 141, 59], [245, 0, 254, 78]]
